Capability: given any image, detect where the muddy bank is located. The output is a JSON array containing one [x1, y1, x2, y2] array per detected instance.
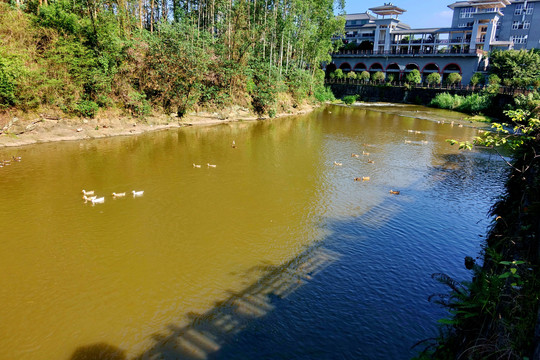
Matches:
[[0, 104, 317, 148]]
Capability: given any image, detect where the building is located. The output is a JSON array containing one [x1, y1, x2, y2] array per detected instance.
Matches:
[[330, 1, 540, 84]]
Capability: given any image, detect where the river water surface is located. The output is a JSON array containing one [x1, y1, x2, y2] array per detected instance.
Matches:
[[0, 104, 506, 359]]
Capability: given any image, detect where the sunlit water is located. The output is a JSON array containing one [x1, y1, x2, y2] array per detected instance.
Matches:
[[0, 104, 506, 360]]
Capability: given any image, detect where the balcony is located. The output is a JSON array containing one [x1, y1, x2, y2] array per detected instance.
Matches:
[[332, 49, 479, 57]]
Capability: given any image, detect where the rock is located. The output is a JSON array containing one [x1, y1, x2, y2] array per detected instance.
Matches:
[[25, 123, 38, 131]]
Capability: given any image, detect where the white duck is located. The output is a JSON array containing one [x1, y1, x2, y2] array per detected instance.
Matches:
[[82, 190, 95, 196], [112, 192, 126, 197], [132, 190, 144, 197], [207, 163, 217, 168], [193, 164, 201, 168]]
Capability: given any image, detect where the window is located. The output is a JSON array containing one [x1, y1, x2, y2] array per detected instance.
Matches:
[[512, 21, 520, 30], [524, 20, 530, 29], [511, 35, 528, 44], [460, 7, 475, 18], [525, 3, 534, 15], [496, 21, 501, 29], [515, 4, 523, 15], [458, 23, 467, 28]]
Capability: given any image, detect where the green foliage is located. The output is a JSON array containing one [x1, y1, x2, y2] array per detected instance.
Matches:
[[489, 49, 540, 87], [0, 52, 23, 108], [430, 93, 463, 110], [386, 74, 396, 83], [446, 73, 462, 85], [359, 71, 370, 83], [512, 91, 540, 114], [426, 72, 441, 86], [75, 99, 98, 117], [470, 72, 485, 86], [334, 69, 344, 80], [430, 92, 491, 114], [488, 74, 501, 85], [458, 93, 492, 114], [313, 85, 336, 102], [342, 95, 358, 105], [406, 69, 421, 84], [371, 71, 385, 83], [346, 71, 357, 80]]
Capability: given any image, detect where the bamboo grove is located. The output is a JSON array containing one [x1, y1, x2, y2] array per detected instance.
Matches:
[[0, 0, 345, 117]]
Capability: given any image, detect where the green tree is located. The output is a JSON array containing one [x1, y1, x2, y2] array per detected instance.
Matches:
[[489, 49, 540, 87], [470, 72, 485, 87], [359, 71, 370, 83], [447, 72, 462, 86], [371, 71, 385, 83], [426, 72, 441, 86], [406, 69, 421, 85], [347, 71, 357, 80], [334, 69, 344, 80]]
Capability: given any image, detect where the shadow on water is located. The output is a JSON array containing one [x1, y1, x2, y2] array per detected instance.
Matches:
[[131, 246, 340, 360], [70, 343, 126, 360]]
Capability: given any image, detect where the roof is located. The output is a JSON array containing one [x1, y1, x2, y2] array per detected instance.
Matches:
[[369, 4, 407, 16], [345, 12, 376, 21], [448, 0, 511, 8]]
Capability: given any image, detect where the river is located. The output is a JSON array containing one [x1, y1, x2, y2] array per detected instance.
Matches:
[[0, 104, 506, 360]]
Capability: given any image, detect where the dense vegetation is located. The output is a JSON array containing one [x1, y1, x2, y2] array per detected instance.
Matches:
[[0, 0, 344, 119]]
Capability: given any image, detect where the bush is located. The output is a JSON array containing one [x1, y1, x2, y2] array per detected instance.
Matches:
[[430, 93, 464, 110], [406, 69, 421, 84], [470, 72, 485, 87], [488, 74, 501, 85], [446, 73, 462, 85], [387, 74, 396, 83], [313, 85, 335, 102], [347, 71, 357, 80], [359, 71, 370, 83], [426, 72, 441, 86], [75, 100, 99, 117], [371, 71, 385, 83], [342, 95, 358, 105], [457, 93, 491, 114], [334, 69, 344, 80], [0, 56, 19, 108]]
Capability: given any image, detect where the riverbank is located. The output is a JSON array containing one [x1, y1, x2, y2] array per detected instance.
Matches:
[[0, 103, 317, 148]]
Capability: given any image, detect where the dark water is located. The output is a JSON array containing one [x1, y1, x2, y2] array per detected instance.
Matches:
[[0, 104, 506, 360]]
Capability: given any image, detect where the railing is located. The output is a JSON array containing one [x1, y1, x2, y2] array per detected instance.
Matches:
[[333, 49, 478, 56], [324, 78, 536, 95]]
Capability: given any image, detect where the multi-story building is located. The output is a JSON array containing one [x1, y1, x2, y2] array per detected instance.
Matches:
[[331, 1, 539, 84]]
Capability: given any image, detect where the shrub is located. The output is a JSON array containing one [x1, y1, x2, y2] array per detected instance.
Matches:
[[457, 93, 491, 114], [446, 73, 462, 85], [342, 95, 358, 105], [426, 72, 441, 86], [488, 74, 501, 85], [470, 72, 485, 87], [406, 69, 421, 84], [359, 71, 370, 83], [0, 56, 18, 108], [313, 85, 336, 102], [347, 71, 357, 80], [387, 74, 396, 83], [371, 71, 385, 83], [334, 69, 344, 80], [75, 100, 99, 117], [430, 93, 464, 110]]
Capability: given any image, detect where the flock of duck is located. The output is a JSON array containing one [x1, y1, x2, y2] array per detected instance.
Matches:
[[333, 145, 400, 195], [0, 156, 22, 168], [82, 189, 144, 205]]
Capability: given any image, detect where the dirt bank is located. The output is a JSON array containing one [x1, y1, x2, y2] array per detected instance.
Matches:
[[0, 104, 317, 148]]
